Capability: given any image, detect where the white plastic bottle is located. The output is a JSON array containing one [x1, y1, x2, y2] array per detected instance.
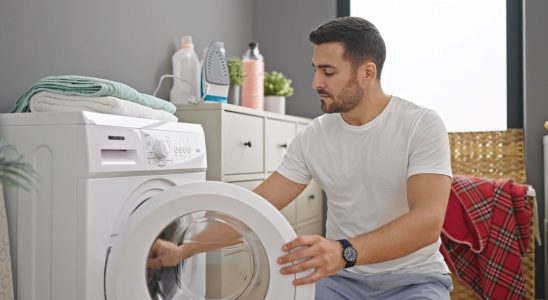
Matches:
[[170, 36, 200, 104], [241, 42, 264, 110]]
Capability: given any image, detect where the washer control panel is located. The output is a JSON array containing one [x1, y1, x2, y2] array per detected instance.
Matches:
[[142, 129, 206, 169]]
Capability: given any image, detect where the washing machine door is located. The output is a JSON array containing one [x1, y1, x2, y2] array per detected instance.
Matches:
[[105, 181, 314, 300]]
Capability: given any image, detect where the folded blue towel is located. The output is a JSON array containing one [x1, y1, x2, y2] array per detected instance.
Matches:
[[11, 75, 176, 113]]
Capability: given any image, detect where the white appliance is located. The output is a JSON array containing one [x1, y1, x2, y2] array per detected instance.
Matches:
[[0, 111, 314, 300]]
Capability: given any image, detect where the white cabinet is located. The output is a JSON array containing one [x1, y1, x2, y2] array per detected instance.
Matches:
[[176, 103, 324, 235], [295, 219, 323, 236]]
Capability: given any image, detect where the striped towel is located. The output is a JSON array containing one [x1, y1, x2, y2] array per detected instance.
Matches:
[[11, 75, 176, 113]]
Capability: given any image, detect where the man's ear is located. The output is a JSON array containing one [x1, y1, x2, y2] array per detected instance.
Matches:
[[358, 61, 377, 83], [365, 61, 377, 81]]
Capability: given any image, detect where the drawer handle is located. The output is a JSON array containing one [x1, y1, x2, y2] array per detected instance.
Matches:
[[244, 141, 252, 148], [280, 143, 288, 149], [308, 195, 315, 200]]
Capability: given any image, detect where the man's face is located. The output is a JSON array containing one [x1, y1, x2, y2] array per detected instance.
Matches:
[[312, 42, 363, 114]]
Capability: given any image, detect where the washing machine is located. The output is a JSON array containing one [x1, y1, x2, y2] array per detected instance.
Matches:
[[0, 111, 314, 300]]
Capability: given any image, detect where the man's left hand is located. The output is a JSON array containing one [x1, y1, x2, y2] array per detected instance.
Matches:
[[277, 235, 345, 285]]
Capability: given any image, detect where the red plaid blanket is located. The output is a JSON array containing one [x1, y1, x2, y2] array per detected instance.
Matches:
[[440, 175, 532, 300]]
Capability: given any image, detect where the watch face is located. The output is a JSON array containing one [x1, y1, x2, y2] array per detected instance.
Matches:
[[343, 246, 357, 262]]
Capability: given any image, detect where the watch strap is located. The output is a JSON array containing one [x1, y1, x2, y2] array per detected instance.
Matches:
[[337, 239, 356, 268], [338, 239, 352, 249]]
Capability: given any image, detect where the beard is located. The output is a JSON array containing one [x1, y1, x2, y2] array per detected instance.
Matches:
[[318, 77, 363, 114]]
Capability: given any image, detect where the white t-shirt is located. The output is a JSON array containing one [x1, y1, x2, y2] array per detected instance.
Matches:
[[277, 96, 452, 274]]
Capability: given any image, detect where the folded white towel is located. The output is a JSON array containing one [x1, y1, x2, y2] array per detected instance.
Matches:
[[29, 91, 178, 122]]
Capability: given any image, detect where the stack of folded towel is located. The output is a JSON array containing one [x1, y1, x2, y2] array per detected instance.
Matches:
[[11, 75, 178, 122]]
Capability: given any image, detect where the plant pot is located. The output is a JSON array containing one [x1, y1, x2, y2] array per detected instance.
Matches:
[[264, 96, 286, 114], [228, 85, 240, 106]]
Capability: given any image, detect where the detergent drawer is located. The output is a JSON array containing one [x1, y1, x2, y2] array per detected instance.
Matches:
[[223, 112, 264, 175]]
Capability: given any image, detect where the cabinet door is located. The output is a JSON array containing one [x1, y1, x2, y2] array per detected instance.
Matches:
[[265, 119, 295, 172], [231, 179, 297, 225], [280, 201, 297, 226], [296, 180, 323, 223], [223, 112, 264, 175], [295, 220, 323, 236]]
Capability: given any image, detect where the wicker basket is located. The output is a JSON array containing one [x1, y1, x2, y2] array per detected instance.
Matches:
[[448, 129, 535, 299]]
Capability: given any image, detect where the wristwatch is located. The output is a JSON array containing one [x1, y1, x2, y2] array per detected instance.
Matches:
[[337, 239, 357, 268]]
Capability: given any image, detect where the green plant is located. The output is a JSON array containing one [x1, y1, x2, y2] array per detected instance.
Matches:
[[0, 138, 36, 189], [264, 71, 294, 97], [227, 58, 244, 86]]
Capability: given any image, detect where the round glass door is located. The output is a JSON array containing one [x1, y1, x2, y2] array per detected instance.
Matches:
[[104, 181, 313, 300], [146, 211, 269, 300]]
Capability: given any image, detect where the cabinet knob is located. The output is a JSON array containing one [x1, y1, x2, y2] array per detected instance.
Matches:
[[244, 141, 252, 148], [308, 195, 315, 200], [280, 143, 288, 149]]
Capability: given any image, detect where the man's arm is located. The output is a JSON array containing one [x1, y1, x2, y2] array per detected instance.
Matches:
[[253, 171, 308, 210], [148, 172, 307, 268], [278, 173, 451, 285]]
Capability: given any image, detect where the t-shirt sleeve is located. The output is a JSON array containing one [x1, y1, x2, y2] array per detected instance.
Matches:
[[276, 130, 312, 185], [407, 110, 452, 178]]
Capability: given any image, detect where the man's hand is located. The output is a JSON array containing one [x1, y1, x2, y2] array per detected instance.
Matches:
[[147, 239, 185, 269], [277, 235, 345, 285]]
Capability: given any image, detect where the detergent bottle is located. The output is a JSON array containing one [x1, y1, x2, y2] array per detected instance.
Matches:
[[241, 42, 264, 110], [170, 35, 200, 104]]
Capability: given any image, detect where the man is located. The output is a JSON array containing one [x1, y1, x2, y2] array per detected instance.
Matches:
[[253, 16, 453, 299], [149, 16, 453, 299]]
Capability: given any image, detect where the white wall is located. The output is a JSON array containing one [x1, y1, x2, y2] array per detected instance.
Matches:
[[351, 0, 507, 132]]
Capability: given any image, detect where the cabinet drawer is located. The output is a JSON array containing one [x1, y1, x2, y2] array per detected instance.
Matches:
[[223, 112, 264, 175], [296, 180, 323, 223], [295, 220, 323, 236], [265, 119, 295, 172]]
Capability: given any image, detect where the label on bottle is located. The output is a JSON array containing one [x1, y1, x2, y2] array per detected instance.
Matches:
[[241, 60, 264, 110]]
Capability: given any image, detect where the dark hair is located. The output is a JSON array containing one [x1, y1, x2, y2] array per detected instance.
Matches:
[[309, 17, 386, 79]]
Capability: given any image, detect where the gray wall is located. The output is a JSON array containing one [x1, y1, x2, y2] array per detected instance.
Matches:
[[0, 0, 254, 112], [253, 0, 336, 119], [524, 1, 548, 298]]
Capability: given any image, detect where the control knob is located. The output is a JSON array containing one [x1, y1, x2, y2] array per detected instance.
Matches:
[[153, 140, 170, 160]]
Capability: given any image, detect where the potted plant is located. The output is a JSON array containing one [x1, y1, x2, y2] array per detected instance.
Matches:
[[0, 138, 35, 299], [264, 71, 294, 114], [227, 57, 245, 105]]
